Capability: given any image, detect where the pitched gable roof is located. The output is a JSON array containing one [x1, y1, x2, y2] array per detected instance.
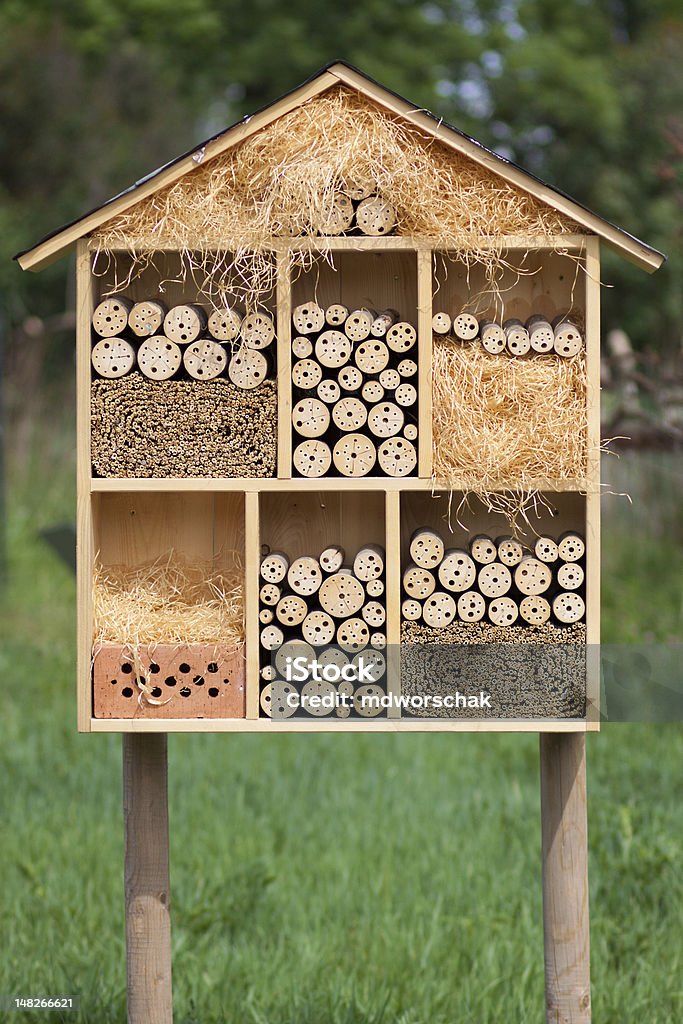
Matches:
[[15, 61, 664, 273]]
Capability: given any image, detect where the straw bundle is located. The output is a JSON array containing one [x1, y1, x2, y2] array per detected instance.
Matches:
[[93, 552, 244, 649], [432, 337, 587, 493], [92, 86, 579, 308]]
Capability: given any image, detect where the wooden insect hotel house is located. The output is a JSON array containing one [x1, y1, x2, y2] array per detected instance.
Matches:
[[17, 62, 664, 733]]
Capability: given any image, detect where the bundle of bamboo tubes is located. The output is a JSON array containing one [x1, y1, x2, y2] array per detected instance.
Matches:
[[259, 542, 387, 719], [91, 294, 277, 388], [290, 299, 418, 478], [431, 309, 584, 358], [401, 527, 586, 637]]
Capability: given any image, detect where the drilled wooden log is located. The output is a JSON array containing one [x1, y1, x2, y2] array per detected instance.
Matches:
[[228, 348, 268, 389], [403, 564, 436, 600], [470, 535, 498, 565], [317, 379, 341, 404], [432, 311, 452, 335], [379, 368, 401, 391], [488, 595, 519, 626], [367, 401, 404, 438], [319, 545, 345, 574], [356, 196, 396, 235], [535, 536, 560, 563], [395, 382, 417, 407], [496, 535, 525, 567], [319, 572, 366, 618], [371, 309, 400, 337], [312, 193, 354, 235], [362, 380, 384, 404], [241, 310, 275, 350], [402, 598, 422, 620], [557, 532, 585, 562], [129, 299, 167, 338], [333, 433, 377, 477], [453, 312, 479, 341], [514, 557, 553, 595], [260, 624, 284, 651], [370, 632, 386, 650], [422, 591, 457, 628], [92, 295, 133, 337], [403, 423, 418, 441], [287, 556, 323, 597], [553, 317, 583, 358], [398, 358, 418, 377], [477, 562, 513, 598], [386, 322, 417, 353], [260, 552, 289, 584], [337, 617, 370, 653], [457, 590, 486, 621], [332, 397, 367, 432], [137, 336, 182, 380], [292, 302, 325, 336], [338, 365, 363, 392], [480, 320, 506, 354], [292, 439, 332, 477], [377, 437, 416, 476], [315, 330, 353, 368], [366, 578, 384, 598], [552, 592, 586, 624], [91, 338, 136, 378], [276, 594, 309, 627], [526, 314, 554, 354], [519, 595, 551, 625], [345, 308, 375, 342], [292, 336, 313, 359], [183, 339, 228, 380], [163, 304, 207, 345], [259, 608, 274, 625], [355, 339, 389, 374], [325, 303, 349, 327], [362, 601, 386, 628], [504, 318, 531, 356], [292, 358, 322, 390], [353, 544, 385, 582], [556, 563, 585, 591], [292, 397, 330, 438], [410, 528, 444, 570], [302, 609, 336, 646], [259, 582, 282, 606], [437, 549, 476, 591], [260, 681, 297, 718], [207, 305, 243, 342], [260, 664, 276, 681]]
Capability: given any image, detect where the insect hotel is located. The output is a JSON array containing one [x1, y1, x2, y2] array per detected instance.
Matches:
[[16, 62, 664, 733]]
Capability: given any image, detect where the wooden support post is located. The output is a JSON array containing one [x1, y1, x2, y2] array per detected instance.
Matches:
[[123, 734, 173, 1024], [540, 733, 591, 1024]]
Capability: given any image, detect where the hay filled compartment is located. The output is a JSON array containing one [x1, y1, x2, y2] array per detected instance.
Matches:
[[399, 490, 587, 720], [92, 492, 246, 720], [89, 251, 277, 478]]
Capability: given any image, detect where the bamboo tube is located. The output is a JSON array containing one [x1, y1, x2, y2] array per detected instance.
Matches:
[[514, 557, 552, 595], [319, 545, 345, 574], [137, 336, 182, 380], [403, 564, 436, 599], [496, 535, 525, 567], [526, 314, 555, 354], [315, 330, 353, 368], [332, 397, 367, 432], [504, 318, 531, 356], [356, 196, 396, 235], [438, 549, 476, 592], [292, 336, 313, 359], [377, 437, 416, 476], [259, 583, 282, 606], [477, 562, 513, 598], [259, 608, 274, 625], [312, 192, 354, 235], [402, 598, 422, 620], [362, 601, 386, 628], [292, 302, 325, 335], [92, 295, 133, 337], [379, 368, 401, 390], [302, 609, 336, 646], [183, 339, 228, 380], [488, 596, 519, 626], [207, 305, 243, 342], [337, 617, 370, 653], [552, 592, 586, 624], [480, 320, 506, 354], [287, 556, 323, 597], [553, 317, 583, 358], [453, 312, 479, 341], [353, 544, 385, 581], [319, 572, 366, 617], [395, 382, 417, 407], [403, 423, 418, 441], [129, 299, 167, 338], [333, 433, 377, 477], [386, 322, 417, 353], [292, 358, 323, 390], [362, 380, 384, 403], [410, 528, 444, 569], [163, 304, 207, 345], [228, 348, 268, 389], [338, 365, 363, 391], [326, 303, 349, 326], [556, 563, 585, 590], [260, 552, 289, 584], [241, 310, 275, 350], [367, 401, 404, 438], [366, 578, 384, 598], [557, 532, 585, 562], [535, 536, 560, 563], [291, 398, 330, 438], [422, 591, 457, 628], [371, 309, 400, 337], [293, 439, 332, 477], [91, 338, 136, 379], [398, 358, 418, 377], [276, 595, 309, 627], [470, 535, 498, 564], [260, 624, 284, 650], [457, 590, 486, 622], [432, 311, 452, 335], [317, 379, 341, 404], [355, 339, 389, 374], [345, 308, 375, 342], [519, 595, 551, 625]]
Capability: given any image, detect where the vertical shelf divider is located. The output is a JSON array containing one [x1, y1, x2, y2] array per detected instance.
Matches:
[[584, 237, 601, 727], [244, 491, 261, 719], [417, 247, 432, 478], [385, 489, 402, 718], [276, 246, 293, 478], [77, 239, 94, 732]]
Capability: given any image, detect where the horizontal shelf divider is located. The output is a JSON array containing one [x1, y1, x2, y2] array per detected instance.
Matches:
[[91, 476, 591, 493], [91, 717, 593, 734]]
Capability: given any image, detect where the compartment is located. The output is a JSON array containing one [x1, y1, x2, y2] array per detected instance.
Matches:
[[399, 490, 587, 720], [258, 491, 389, 719], [89, 251, 278, 478], [289, 251, 419, 479], [92, 492, 246, 719], [431, 250, 587, 488]]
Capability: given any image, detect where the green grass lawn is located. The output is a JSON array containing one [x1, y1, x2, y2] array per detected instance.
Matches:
[[1, 423, 682, 1023]]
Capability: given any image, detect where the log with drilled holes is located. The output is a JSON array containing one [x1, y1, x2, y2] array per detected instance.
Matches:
[[91, 338, 136, 378], [344, 308, 375, 342], [526, 314, 554, 354], [452, 312, 479, 342], [241, 310, 275, 350], [312, 193, 354, 235], [293, 302, 325, 336], [207, 305, 243, 342], [163, 304, 207, 345], [129, 299, 167, 338], [325, 303, 349, 326], [371, 309, 399, 337], [92, 295, 133, 337], [183, 339, 228, 380], [137, 337, 182, 380], [504, 318, 531, 356], [432, 311, 452, 335], [479, 320, 506, 354], [552, 317, 583, 357], [355, 196, 396, 235]]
